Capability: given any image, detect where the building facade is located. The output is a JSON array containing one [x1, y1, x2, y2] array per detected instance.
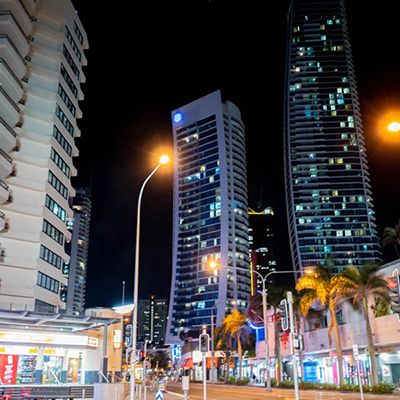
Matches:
[[167, 90, 250, 342], [0, 0, 88, 312], [251, 260, 400, 387], [138, 296, 168, 346], [66, 187, 91, 316], [248, 207, 276, 293], [284, 0, 381, 276]]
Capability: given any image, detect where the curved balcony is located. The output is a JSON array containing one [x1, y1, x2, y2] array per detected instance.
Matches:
[[0, 114, 17, 153], [0, 178, 8, 205], [0, 210, 5, 231], [0, 84, 20, 127], [0, 146, 12, 179]]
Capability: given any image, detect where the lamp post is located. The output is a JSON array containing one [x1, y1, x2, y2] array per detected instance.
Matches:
[[210, 307, 216, 384], [130, 155, 169, 400], [209, 261, 293, 391]]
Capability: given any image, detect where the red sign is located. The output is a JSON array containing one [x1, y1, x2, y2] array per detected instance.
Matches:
[[0, 354, 18, 384]]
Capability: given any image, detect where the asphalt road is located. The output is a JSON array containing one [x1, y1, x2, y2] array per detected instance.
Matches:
[[165, 382, 400, 400]]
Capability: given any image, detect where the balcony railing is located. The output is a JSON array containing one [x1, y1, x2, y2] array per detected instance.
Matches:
[[0, 147, 12, 163], [0, 85, 20, 113], [0, 114, 17, 137], [17, 0, 33, 21], [0, 34, 26, 65], [0, 11, 29, 44], [0, 179, 9, 191], [0, 58, 23, 88]]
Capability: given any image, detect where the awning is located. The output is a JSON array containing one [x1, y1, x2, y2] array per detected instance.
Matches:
[[206, 357, 219, 369], [181, 358, 193, 369]]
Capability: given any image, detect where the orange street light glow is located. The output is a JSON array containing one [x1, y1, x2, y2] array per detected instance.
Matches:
[[159, 154, 170, 164], [209, 260, 218, 269], [387, 121, 400, 132], [304, 268, 315, 276]]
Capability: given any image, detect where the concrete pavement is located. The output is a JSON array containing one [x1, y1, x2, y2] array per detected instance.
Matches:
[[165, 382, 400, 400]]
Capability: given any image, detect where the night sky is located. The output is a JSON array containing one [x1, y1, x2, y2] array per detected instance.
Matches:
[[71, 1, 400, 309]]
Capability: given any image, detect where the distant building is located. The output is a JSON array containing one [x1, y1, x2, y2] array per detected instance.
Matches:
[[284, 0, 381, 277], [66, 187, 91, 315], [138, 296, 168, 345], [166, 90, 250, 343], [0, 0, 88, 312], [248, 207, 276, 293]]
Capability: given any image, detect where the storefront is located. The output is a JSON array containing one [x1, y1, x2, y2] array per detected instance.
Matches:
[[0, 308, 122, 385]]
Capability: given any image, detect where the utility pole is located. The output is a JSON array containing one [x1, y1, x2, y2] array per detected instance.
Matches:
[[287, 291, 299, 400], [199, 326, 210, 400], [122, 280, 126, 305], [210, 310, 215, 383]]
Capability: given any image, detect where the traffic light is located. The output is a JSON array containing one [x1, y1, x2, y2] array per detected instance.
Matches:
[[199, 333, 210, 353], [125, 324, 133, 347], [278, 299, 289, 331], [388, 269, 400, 316], [138, 350, 145, 362]]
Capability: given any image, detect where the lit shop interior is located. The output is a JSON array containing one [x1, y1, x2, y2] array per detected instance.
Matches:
[[0, 308, 122, 385]]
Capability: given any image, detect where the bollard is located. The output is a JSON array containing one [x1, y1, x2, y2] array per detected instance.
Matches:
[[82, 388, 85, 399]]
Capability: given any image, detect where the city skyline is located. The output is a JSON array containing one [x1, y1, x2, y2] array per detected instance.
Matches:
[[70, 0, 400, 308]]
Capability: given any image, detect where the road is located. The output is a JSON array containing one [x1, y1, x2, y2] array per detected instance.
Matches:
[[165, 382, 400, 400]]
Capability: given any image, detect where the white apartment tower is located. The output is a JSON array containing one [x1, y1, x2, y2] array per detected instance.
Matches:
[[0, 0, 88, 313], [167, 90, 250, 342]]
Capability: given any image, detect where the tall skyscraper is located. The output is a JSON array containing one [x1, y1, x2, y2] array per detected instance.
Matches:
[[65, 187, 91, 315], [138, 296, 168, 346], [0, 0, 88, 312], [248, 206, 277, 293], [284, 0, 381, 277], [166, 90, 250, 342]]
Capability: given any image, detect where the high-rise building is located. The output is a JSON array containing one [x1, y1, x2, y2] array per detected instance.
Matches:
[[284, 0, 381, 277], [166, 90, 250, 342], [0, 0, 88, 312], [138, 296, 168, 346], [248, 207, 277, 293], [66, 187, 91, 315]]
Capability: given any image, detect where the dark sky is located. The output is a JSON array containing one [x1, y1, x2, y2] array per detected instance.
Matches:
[[71, 1, 400, 308]]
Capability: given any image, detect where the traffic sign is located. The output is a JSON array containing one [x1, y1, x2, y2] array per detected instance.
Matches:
[[156, 390, 164, 400], [353, 344, 359, 359]]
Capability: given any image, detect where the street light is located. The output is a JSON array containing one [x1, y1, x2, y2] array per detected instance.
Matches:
[[130, 154, 170, 400], [209, 261, 293, 390], [387, 121, 400, 133]]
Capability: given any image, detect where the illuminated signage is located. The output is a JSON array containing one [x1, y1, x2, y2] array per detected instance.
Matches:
[[173, 112, 183, 123], [113, 330, 122, 349], [0, 331, 98, 348]]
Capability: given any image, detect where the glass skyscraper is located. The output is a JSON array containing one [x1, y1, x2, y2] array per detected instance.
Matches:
[[166, 90, 250, 342], [284, 0, 381, 276]]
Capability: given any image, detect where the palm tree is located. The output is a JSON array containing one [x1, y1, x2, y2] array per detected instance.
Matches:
[[147, 350, 171, 371], [339, 264, 390, 385], [214, 324, 234, 382], [295, 266, 349, 386], [383, 220, 400, 258], [223, 310, 251, 379]]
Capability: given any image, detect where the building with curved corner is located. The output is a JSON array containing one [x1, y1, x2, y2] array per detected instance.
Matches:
[[167, 90, 250, 342], [0, 0, 88, 313]]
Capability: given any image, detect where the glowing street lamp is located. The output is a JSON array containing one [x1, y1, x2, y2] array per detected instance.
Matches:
[[130, 153, 170, 400], [387, 121, 400, 133]]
